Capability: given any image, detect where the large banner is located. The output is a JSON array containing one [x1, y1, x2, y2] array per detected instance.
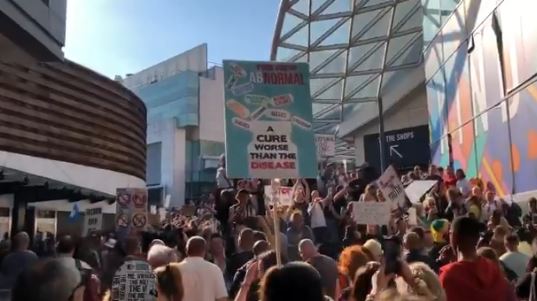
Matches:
[[116, 188, 148, 239], [315, 134, 336, 158], [223, 60, 317, 179]]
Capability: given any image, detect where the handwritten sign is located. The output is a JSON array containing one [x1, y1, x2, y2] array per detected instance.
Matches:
[[264, 185, 293, 206], [351, 201, 391, 225], [83, 208, 103, 236], [315, 134, 336, 158], [111, 260, 157, 301], [377, 165, 406, 207]]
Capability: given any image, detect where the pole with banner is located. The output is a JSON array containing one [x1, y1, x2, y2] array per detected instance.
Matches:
[[223, 60, 317, 267], [270, 179, 282, 267]]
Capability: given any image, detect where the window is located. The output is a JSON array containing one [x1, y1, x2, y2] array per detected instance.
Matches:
[[146, 143, 162, 185]]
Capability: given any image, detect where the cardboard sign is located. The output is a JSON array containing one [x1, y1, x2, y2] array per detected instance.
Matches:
[[404, 180, 437, 204], [111, 260, 157, 301], [264, 185, 293, 206], [315, 134, 336, 158], [351, 201, 391, 225], [116, 188, 148, 238], [223, 61, 317, 179], [83, 208, 103, 236], [377, 165, 406, 207]]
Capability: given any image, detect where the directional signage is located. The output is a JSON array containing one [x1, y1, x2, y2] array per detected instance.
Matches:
[[363, 125, 430, 172]]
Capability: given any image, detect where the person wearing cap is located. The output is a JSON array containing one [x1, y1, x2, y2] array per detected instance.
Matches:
[[428, 219, 449, 265], [12, 258, 88, 301], [363, 239, 382, 262]]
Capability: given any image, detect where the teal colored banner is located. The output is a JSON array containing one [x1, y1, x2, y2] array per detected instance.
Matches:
[[223, 60, 317, 179]]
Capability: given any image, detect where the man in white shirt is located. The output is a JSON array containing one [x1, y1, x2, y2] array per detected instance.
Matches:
[[500, 234, 530, 279], [179, 236, 228, 301], [482, 190, 500, 223], [216, 155, 232, 189]]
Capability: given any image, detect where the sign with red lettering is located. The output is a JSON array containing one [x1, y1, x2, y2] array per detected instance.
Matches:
[[223, 60, 316, 179], [115, 188, 148, 239]]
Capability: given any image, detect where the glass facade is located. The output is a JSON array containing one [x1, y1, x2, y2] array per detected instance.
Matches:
[[423, 0, 537, 197], [272, 0, 424, 158], [134, 71, 199, 127]]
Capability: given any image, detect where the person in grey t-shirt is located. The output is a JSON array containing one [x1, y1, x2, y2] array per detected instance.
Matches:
[[299, 239, 338, 300], [0, 232, 38, 289]]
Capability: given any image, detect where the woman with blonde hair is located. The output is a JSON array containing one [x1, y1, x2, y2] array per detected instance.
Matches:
[[397, 262, 446, 301], [154, 263, 184, 301]]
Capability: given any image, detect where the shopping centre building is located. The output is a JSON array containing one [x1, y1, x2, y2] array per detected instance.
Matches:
[[0, 0, 147, 237], [273, 0, 537, 199], [120, 44, 225, 207]]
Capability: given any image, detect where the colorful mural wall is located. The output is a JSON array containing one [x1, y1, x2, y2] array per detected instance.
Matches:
[[423, 0, 537, 197]]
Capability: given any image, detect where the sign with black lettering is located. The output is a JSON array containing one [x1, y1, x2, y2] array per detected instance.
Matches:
[[83, 208, 102, 236], [111, 260, 157, 301], [363, 125, 430, 171], [223, 61, 317, 179], [377, 165, 406, 207]]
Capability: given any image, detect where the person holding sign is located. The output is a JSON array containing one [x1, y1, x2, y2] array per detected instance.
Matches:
[[288, 179, 311, 225], [286, 211, 314, 261], [229, 190, 257, 228]]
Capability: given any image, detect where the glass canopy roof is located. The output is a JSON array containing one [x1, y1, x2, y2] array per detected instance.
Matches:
[[271, 0, 423, 158]]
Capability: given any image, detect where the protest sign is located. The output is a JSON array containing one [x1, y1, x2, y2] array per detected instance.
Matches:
[[223, 61, 317, 179], [83, 207, 103, 236], [111, 260, 157, 301], [404, 180, 437, 204], [315, 134, 336, 158], [116, 188, 148, 239], [351, 201, 391, 225], [377, 165, 406, 207], [264, 185, 293, 206]]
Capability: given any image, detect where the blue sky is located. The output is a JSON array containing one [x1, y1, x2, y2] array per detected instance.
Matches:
[[64, 0, 281, 78]]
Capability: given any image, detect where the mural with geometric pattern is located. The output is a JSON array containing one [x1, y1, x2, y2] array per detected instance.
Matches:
[[424, 0, 537, 197]]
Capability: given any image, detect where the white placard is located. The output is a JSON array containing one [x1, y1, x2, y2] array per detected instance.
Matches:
[[377, 165, 406, 207], [404, 180, 437, 204], [351, 201, 391, 225], [111, 260, 157, 301], [315, 134, 336, 158], [83, 208, 103, 236], [264, 185, 293, 206]]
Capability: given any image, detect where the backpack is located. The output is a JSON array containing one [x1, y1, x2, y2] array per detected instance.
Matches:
[[75, 259, 101, 301]]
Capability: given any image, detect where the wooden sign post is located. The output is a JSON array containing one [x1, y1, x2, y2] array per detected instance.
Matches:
[[270, 178, 282, 267]]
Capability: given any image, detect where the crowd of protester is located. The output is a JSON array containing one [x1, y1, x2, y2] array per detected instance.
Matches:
[[3, 157, 537, 301]]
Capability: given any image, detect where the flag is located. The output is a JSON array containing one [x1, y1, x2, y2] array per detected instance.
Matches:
[[69, 202, 81, 222]]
